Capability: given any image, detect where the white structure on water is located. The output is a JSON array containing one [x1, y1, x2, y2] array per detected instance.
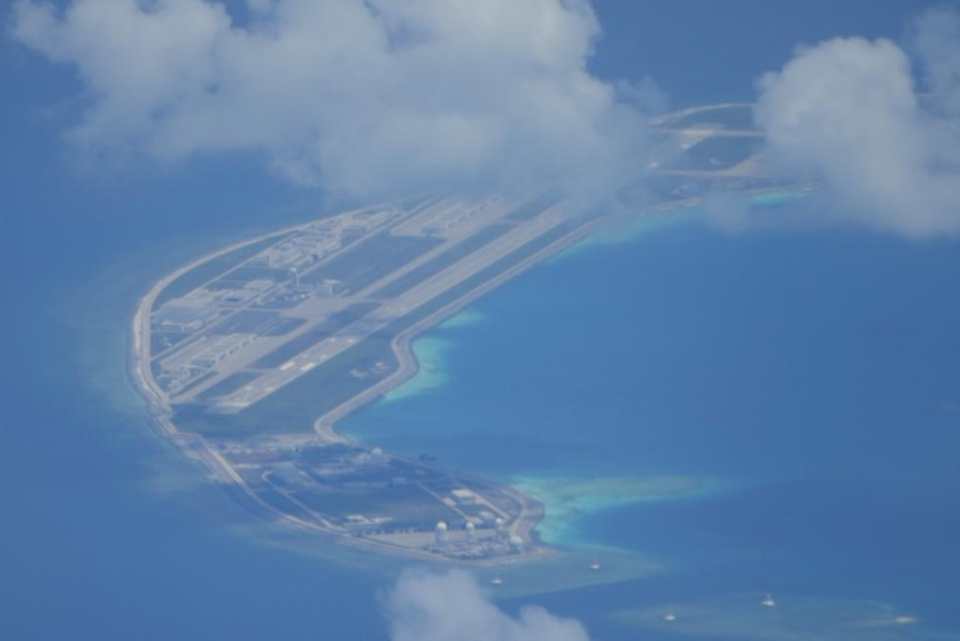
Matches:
[[434, 521, 448, 545]]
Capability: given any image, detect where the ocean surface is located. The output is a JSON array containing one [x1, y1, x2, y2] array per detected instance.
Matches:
[[6, 190, 959, 640], [4, 164, 960, 641], [0, 196, 397, 639], [343, 202, 960, 639], [2, 1, 956, 639]]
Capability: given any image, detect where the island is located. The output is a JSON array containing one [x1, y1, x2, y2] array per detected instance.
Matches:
[[129, 103, 788, 565]]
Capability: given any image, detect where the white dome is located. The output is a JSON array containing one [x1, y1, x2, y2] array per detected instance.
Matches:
[[435, 521, 448, 531], [465, 522, 476, 530]]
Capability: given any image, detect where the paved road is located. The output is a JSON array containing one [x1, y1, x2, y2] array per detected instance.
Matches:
[[214, 209, 567, 411]]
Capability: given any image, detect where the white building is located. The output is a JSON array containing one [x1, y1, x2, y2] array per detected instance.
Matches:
[[451, 489, 477, 506], [434, 521, 449, 545]]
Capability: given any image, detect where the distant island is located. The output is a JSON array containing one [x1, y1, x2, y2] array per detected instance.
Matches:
[[129, 103, 785, 565]]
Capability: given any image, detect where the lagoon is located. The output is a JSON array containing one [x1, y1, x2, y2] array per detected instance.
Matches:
[[343, 202, 960, 639]]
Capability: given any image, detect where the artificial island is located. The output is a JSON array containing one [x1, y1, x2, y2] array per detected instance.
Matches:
[[130, 103, 791, 566]]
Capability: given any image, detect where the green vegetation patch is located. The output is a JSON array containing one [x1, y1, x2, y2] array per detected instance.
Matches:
[[300, 233, 445, 293], [175, 371, 218, 396], [260, 317, 308, 336], [208, 310, 279, 334], [172, 331, 398, 436], [195, 372, 261, 401], [207, 310, 307, 337], [172, 219, 589, 438], [250, 301, 381, 369], [254, 485, 315, 521], [370, 222, 515, 299], [294, 483, 461, 528], [221, 266, 291, 283]]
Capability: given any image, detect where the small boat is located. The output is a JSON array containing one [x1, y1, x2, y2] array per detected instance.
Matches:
[[761, 593, 776, 608], [663, 608, 676, 622], [490, 571, 503, 586], [588, 559, 601, 571]]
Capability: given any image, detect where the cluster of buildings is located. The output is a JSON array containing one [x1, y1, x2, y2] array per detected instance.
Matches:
[[150, 205, 406, 394], [258, 226, 341, 271], [157, 333, 258, 392], [255, 207, 403, 271], [210, 438, 530, 561], [154, 291, 221, 334], [429, 515, 527, 560], [154, 280, 275, 334]]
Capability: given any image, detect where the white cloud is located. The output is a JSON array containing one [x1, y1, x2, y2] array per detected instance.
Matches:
[[11, 0, 648, 199], [386, 569, 592, 641], [912, 4, 960, 117], [754, 7, 960, 239], [700, 191, 752, 233]]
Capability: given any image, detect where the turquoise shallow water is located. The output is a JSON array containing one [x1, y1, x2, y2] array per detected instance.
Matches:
[[5, 189, 958, 640], [342, 199, 960, 639], [0, 209, 397, 639], [4, 1, 956, 635]]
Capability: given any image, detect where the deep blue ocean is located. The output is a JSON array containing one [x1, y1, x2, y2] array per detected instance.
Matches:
[[344, 206, 960, 637], [1, 1, 956, 639]]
